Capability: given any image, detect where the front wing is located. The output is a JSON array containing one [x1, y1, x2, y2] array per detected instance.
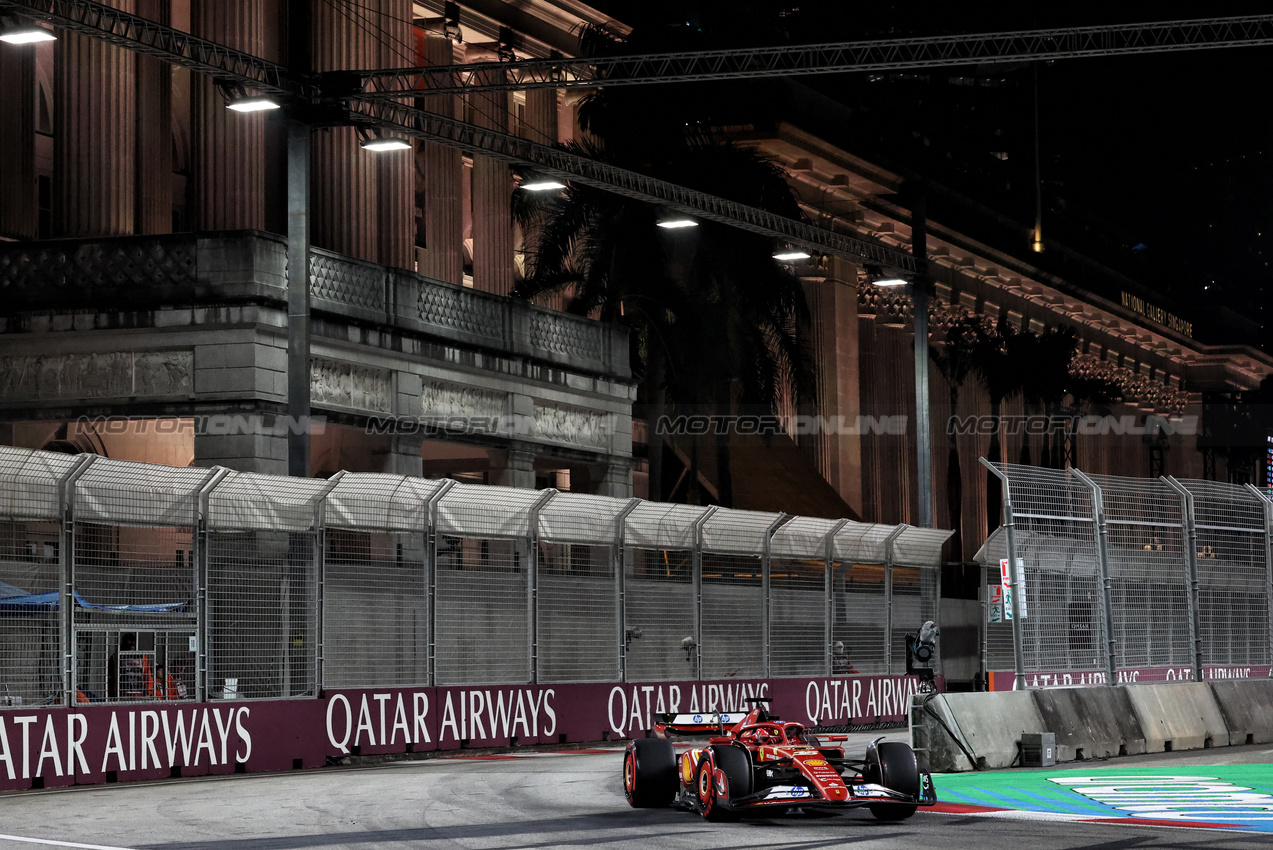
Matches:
[[723, 774, 938, 811]]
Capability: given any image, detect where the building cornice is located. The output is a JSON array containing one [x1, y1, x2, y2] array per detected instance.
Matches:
[[747, 122, 1273, 396]]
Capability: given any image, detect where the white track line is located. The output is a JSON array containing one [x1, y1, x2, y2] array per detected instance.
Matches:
[[0, 835, 136, 850]]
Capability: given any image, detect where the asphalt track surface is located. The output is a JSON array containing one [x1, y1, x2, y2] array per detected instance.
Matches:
[[1, 735, 1271, 850]]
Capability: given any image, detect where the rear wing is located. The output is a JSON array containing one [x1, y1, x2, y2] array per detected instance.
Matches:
[[651, 711, 746, 737]]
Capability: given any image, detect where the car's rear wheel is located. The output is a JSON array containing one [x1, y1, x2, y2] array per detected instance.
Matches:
[[623, 738, 677, 808], [866, 741, 920, 821], [696, 746, 749, 822]]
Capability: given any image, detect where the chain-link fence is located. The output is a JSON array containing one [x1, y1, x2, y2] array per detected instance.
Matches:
[[0, 446, 947, 707], [979, 461, 1273, 683]]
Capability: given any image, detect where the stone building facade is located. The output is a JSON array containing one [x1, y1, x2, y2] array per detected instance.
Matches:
[[0, 0, 634, 494], [0, 1, 1270, 548]]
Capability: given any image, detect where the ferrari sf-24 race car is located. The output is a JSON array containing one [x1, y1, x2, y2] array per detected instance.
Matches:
[[622, 698, 936, 821]]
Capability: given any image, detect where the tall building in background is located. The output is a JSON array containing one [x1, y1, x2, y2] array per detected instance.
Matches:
[[0, 1, 1269, 564]]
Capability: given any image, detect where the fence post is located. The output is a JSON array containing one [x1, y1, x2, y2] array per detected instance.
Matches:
[[882, 525, 906, 674], [193, 467, 230, 703], [979, 557, 989, 690], [526, 489, 557, 685], [1071, 468, 1118, 687], [425, 479, 457, 688], [823, 519, 848, 676], [312, 471, 346, 695], [979, 458, 1026, 689], [1164, 476, 1204, 682], [761, 514, 788, 679], [691, 506, 717, 681], [57, 455, 96, 707], [614, 498, 640, 683], [1243, 484, 1273, 678]]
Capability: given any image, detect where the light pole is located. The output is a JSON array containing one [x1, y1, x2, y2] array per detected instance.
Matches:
[[910, 190, 934, 529]]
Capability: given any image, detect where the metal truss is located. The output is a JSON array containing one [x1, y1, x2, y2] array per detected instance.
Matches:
[[350, 15, 1273, 97], [2, 0, 912, 268], [0, 0, 297, 95], [11, 2, 1270, 268], [347, 98, 915, 270]]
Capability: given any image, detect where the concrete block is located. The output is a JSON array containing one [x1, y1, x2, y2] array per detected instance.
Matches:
[[224, 343, 258, 369], [154, 309, 194, 328], [1209, 679, 1273, 745], [1033, 686, 1146, 761], [196, 345, 226, 370], [258, 345, 287, 373], [913, 690, 1046, 772], [1125, 682, 1227, 752]]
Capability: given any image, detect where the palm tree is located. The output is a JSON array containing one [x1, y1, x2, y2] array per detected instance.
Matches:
[[512, 26, 814, 506]]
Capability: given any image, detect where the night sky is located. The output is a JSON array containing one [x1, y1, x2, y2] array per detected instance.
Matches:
[[585, 1, 1273, 351]]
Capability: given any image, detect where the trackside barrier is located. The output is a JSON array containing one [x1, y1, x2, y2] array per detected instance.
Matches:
[[914, 678, 1273, 771], [0, 445, 951, 790], [976, 461, 1273, 688]]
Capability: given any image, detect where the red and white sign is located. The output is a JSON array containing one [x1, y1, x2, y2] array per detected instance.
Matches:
[[1000, 558, 1027, 619]]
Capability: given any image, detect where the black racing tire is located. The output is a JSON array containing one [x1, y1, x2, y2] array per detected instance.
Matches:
[[696, 747, 748, 822], [623, 738, 677, 808], [711, 744, 752, 802], [867, 741, 920, 821]]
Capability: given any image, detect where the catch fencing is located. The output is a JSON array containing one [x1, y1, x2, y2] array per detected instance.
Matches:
[[979, 460, 1273, 684], [0, 446, 947, 708]]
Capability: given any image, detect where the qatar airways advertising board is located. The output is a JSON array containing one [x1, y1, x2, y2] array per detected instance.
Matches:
[[0, 673, 927, 791], [987, 665, 1272, 691]]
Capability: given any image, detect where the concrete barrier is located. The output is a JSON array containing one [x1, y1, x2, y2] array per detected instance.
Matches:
[[911, 690, 1045, 771], [1032, 685, 1145, 761], [915, 679, 1273, 772], [1125, 682, 1226, 752], [1209, 679, 1273, 745]]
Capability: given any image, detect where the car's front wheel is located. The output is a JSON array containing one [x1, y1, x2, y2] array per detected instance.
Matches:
[[866, 741, 920, 821], [623, 738, 677, 808]]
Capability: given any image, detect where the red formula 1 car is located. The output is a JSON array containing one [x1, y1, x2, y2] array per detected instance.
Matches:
[[622, 698, 936, 821]]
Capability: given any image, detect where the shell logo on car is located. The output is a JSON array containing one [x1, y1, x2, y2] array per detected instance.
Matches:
[[680, 751, 699, 784], [803, 758, 828, 767]]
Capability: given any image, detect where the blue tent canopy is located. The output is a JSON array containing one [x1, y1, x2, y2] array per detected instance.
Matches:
[[0, 586, 186, 613]]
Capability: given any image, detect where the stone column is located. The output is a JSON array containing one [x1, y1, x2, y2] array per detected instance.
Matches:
[[470, 68, 514, 295], [374, 0, 415, 270], [803, 256, 863, 514], [135, 0, 173, 234], [594, 457, 633, 498], [374, 433, 424, 476], [493, 446, 536, 489], [310, 0, 378, 263], [522, 88, 557, 146], [190, 0, 269, 230], [0, 45, 36, 239], [194, 431, 288, 476], [54, 0, 136, 237], [415, 32, 464, 283]]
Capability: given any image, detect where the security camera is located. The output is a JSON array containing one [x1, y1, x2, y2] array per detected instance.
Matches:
[[681, 635, 697, 662]]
